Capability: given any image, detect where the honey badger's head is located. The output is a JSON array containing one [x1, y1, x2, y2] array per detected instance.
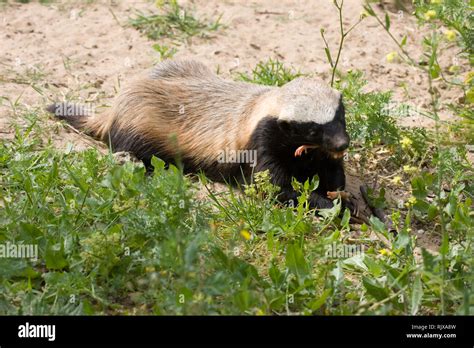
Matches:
[[276, 78, 350, 159]]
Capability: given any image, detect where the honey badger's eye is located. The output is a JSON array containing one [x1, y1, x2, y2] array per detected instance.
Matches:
[[309, 128, 321, 137]]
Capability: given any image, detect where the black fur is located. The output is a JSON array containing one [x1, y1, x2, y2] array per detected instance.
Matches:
[[246, 101, 349, 209], [107, 122, 249, 182]]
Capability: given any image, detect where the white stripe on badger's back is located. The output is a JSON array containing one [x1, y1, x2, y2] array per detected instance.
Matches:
[[276, 78, 341, 125], [150, 60, 215, 80]]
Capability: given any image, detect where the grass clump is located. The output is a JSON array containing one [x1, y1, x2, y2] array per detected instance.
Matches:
[[238, 58, 303, 87], [130, 0, 222, 42]]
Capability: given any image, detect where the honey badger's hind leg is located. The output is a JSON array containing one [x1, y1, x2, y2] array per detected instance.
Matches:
[[106, 122, 174, 172]]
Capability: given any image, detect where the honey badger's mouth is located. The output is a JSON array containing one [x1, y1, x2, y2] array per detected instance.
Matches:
[[294, 145, 345, 159]]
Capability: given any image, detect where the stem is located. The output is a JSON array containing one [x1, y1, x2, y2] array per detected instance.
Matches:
[[427, 31, 447, 315], [331, 1, 345, 86], [321, 0, 363, 87]]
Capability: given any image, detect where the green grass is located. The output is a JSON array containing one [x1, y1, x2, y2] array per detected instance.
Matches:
[[238, 58, 303, 87], [129, 0, 222, 42]]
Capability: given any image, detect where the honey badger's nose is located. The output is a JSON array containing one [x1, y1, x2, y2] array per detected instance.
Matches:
[[333, 133, 350, 152]]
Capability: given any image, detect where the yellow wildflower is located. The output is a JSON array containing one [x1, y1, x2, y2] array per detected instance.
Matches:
[[379, 248, 393, 256], [400, 136, 413, 149], [405, 196, 417, 208], [465, 71, 474, 85], [391, 176, 402, 185], [403, 165, 417, 174], [386, 51, 399, 63], [448, 65, 460, 74], [424, 10, 437, 20], [444, 30, 456, 41], [240, 229, 252, 241]]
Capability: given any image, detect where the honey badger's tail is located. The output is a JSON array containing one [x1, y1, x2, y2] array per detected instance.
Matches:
[[46, 102, 109, 140]]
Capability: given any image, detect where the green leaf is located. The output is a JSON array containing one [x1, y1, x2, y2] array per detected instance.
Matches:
[[343, 253, 368, 272], [364, 256, 384, 277], [421, 248, 435, 271], [269, 263, 283, 286], [401, 35, 407, 47], [341, 208, 351, 228], [19, 222, 43, 242], [331, 261, 344, 286], [410, 274, 423, 315], [324, 47, 334, 67], [439, 233, 449, 256], [393, 229, 410, 250], [45, 243, 68, 270], [385, 13, 391, 30], [151, 156, 166, 173], [310, 288, 331, 311], [429, 64, 441, 79], [363, 4, 375, 16], [303, 178, 310, 191], [362, 277, 389, 301], [285, 244, 310, 280], [369, 216, 387, 234]]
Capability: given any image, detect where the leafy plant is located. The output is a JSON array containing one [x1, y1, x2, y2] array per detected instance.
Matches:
[[152, 43, 177, 61], [238, 58, 303, 86]]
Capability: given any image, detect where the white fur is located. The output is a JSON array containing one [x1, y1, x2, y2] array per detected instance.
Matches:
[[276, 78, 341, 125]]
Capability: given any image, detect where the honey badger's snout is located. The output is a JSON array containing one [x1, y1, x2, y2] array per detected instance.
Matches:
[[331, 132, 350, 152], [322, 122, 350, 153]]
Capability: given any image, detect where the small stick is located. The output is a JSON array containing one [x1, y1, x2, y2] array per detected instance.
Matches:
[[294, 145, 318, 157], [255, 10, 286, 15], [327, 190, 351, 201]]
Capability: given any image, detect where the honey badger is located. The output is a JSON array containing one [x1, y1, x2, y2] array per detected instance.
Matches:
[[47, 60, 350, 209]]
